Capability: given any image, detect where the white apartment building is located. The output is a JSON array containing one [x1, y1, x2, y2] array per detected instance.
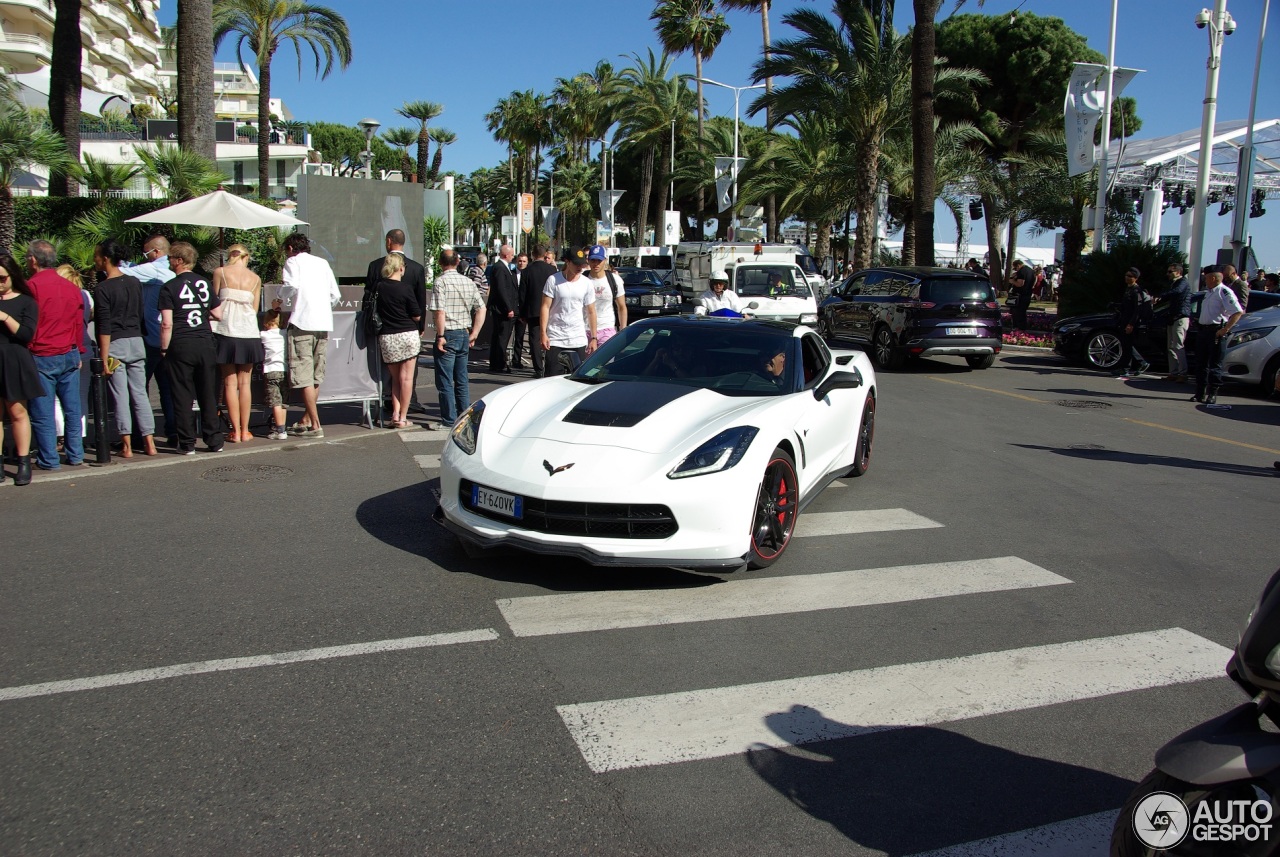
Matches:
[[0, 0, 164, 112]]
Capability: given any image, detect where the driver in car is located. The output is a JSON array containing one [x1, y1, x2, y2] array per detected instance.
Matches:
[[767, 272, 786, 296], [758, 345, 788, 387], [645, 334, 706, 379]]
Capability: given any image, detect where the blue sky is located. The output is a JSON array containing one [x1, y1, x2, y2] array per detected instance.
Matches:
[[163, 0, 1279, 267]]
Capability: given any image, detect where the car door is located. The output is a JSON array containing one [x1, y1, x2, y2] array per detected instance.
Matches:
[[789, 333, 849, 484], [848, 271, 886, 343], [826, 273, 863, 337]]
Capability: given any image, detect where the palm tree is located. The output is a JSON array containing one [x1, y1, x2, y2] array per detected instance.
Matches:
[[382, 127, 417, 179], [397, 100, 443, 185], [213, 0, 352, 197], [651, 0, 729, 234], [752, 0, 911, 269], [554, 160, 600, 246], [137, 144, 225, 201], [73, 154, 143, 196], [427, 128, 456, 183], [719, 0, 777, 239], [275, 119, 307, 145], [0, 94, 71, 252], [178, 0, 216, 160]]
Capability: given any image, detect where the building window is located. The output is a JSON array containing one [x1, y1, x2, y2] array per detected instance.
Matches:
[[233, 161, 243, 185], [276, 159, 285, 188]]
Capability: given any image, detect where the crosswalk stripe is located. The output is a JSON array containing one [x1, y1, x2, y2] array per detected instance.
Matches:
[[414, 454, 441, 470], [556, 628, 1230, 773], [907, 810, 1116, 856], [795, 509, 943, 537], [0, 629, 501, 703], [498, 557, 1069, 638]]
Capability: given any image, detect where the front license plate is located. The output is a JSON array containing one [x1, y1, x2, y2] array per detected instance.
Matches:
[[646, 308, 661, 315], [471, 484, 523, 519], [946, 327, 980, 336]]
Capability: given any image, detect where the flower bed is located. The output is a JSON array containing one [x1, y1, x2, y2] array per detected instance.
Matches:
[[1000, 309, 1055, 332], [1003, 330, 1053, 348]]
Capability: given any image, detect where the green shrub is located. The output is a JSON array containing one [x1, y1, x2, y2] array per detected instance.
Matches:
[[1059, 241, 1188, 317]]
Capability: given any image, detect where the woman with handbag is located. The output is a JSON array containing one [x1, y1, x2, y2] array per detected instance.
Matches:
[[374, 254, 421, 428], [94, 238, 157, 457], [211, 244, 264, 442]]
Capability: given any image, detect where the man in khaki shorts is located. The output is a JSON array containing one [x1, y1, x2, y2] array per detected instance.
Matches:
[[274, 233, 340, 438]]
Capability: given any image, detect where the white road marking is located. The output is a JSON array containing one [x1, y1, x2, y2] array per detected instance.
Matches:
[[0, 629, 500, 702], [499, 557, 1068, 637], [907, 810, 1116, 856], [795, 508, 943, 537], [556, 628, 1230, 772], [414, 454, 441, 470], [400, 432, 439, 443]]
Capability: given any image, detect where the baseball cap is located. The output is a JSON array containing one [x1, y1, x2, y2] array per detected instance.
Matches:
[[1125, 267, 1141, 278], [562, 246, 590, 264], [587, 244, 607, 261]]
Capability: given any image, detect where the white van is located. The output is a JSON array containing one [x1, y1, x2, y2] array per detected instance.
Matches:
[[609, 246, 675, 284]]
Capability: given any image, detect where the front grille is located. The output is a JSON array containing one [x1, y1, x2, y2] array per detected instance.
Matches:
[[459, 480, 678, 539], [640, 294, 663, 307]]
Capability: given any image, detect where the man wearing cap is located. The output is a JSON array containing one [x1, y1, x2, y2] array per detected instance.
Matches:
[[1112, 267, 1151, 377], [584, 244, 627, 345], [539, 246, 598, 376], [1191, 265, 1244, 405], [696, 270, 743, 315]]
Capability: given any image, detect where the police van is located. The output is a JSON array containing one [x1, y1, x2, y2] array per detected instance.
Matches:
[[674, 241, 820, 325]]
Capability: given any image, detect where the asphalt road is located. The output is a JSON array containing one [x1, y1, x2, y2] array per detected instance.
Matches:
[[2, 350, 1277, 856]]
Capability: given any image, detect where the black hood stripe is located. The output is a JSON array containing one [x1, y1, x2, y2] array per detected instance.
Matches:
[[562, 381, 696, 427]]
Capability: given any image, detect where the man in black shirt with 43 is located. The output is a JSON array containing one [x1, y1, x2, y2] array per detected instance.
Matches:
[[159, 241, 224, 454]]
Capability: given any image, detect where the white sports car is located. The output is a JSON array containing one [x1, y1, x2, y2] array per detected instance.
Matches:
[[434, 316, 877, 570]]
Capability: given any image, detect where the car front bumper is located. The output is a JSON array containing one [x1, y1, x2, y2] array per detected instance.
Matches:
[[435, 437, 759, 568]]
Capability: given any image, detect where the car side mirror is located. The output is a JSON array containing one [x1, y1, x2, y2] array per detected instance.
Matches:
[[814, 369, 863, 400], [746, 301, 759, 310]]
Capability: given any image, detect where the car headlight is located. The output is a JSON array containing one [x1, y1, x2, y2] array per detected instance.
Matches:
[[451, 400, 485, 455], [664, 294, 680, 307], [1228, 326, 1275, 348], [668, 426, 759, 479], [626, 296, 639, 305], [1056, 323, 1081, 334], [800, 313, 818, 325]]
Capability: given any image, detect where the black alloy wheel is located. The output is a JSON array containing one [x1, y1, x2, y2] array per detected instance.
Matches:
[[748, 448, 798, 569], [846, 395, 875, 477]]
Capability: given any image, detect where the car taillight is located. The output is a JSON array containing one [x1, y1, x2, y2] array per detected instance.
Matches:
[[912, 301, 935, 309], [984, 301, 999, 309]]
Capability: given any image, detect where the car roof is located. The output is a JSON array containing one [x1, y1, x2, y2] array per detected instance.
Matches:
[[636, 315, 805, 336], [856, 266, 988, 278]]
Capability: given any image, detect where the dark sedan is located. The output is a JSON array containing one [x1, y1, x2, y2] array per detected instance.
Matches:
[[617, 266, 683, 317], [1053, 290, 1280, 371]]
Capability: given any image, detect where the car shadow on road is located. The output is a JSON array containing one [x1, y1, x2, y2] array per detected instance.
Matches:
[[1012, 444, 1279, 478], [745, 705, 1131, 855], [354, 481, 722, 592]]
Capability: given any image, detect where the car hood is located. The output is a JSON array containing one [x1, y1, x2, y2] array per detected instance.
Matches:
[[1054, 310, 1118, 329], [496, 378, 760, 454], [1236, 305, 1280, 329], [741, 294, 818, 316]]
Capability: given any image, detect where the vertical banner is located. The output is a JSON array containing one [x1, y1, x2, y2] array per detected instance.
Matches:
[[1065, 63, 1142, 177], [541, 206, 560, 238], [598, 191, 625, 225], [662, 210, 681, 245], [714, 157, 745, 212], [519, 193, 535, 234], [501, 215, 517, 237]]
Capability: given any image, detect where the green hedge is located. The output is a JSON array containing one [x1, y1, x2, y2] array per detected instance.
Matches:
[[1059, 241, 1188, 317]]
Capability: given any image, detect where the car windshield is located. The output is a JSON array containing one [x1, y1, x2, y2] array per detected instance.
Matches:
[[920, 278, 994, 303], [572, 322, 796, 396], [736, 266, 809, 298], [639, 255, 673, 270], [622, 269, 664, 287]]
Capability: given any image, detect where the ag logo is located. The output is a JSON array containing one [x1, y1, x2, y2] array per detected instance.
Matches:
[[1133, 791, 1190, 849]]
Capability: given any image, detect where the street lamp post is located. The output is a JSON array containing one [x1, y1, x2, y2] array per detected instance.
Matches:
[[696, 77, 765, 235], [1188, 2, 1235, 277], [358, 117, 380, 179]]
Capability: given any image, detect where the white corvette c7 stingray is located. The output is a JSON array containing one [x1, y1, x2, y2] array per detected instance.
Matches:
[[434, 316, 877, 570]]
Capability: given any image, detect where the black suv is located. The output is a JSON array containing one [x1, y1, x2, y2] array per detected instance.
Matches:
[[817, 267, 1003, 370]]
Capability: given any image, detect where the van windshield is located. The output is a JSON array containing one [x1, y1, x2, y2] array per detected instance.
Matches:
[[921, 278, 995, 303], [736, 265, 809, 297]]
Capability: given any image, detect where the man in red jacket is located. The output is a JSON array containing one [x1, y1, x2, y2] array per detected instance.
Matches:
[[25, 240, 86, 470]]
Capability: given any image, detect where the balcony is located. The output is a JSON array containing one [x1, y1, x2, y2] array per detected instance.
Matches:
[[3, 0, 55, 26], [0, 31, 52, 72], [90, 2, 130, 37]]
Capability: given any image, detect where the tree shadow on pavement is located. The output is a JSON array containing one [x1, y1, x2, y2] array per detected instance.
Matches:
[[1012, 444, 1279, 478], [746, 705, 1131, 855], [354, 482, 721, 593]]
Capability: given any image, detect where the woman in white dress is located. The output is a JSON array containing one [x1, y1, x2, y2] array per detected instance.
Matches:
[[212, 244, 264, 442]]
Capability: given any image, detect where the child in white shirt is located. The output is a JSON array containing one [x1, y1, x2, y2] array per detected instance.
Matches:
[[260, 310, 287, 440]]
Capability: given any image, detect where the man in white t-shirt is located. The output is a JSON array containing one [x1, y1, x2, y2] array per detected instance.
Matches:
[[539, 246, 598, 376], [695, 269, 743, 315], [584, 244, 627, 344]]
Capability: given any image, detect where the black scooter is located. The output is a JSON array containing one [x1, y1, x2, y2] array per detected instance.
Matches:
[[1112, 568, 1280, 856]]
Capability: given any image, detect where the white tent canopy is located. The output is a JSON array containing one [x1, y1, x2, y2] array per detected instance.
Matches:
[[125, 190, 308, 230], [1101, 119, 1280, 197]]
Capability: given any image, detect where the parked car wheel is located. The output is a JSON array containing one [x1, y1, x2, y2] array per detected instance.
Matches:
[[872, 326, 904, 370], [1085, 330, 1123, 371], [1262, 353, 1280, 395], [845, 395, 875, 478], [966, 354, 995, 370], [748, 448, 798, 570], [817, 316, 836, 342]]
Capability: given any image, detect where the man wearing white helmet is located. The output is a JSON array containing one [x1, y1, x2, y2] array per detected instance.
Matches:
[[696, 269, 743, 315]]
